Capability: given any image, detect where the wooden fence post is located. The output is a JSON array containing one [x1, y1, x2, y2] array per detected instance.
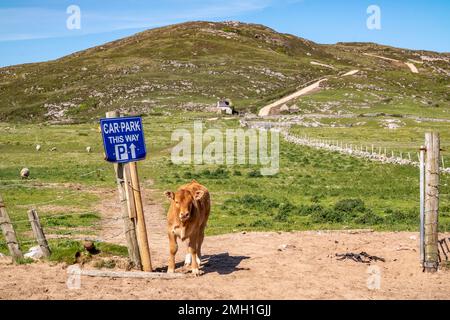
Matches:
[[129, 161, 153, 272], [424, 132, 440, 273], [27, 209, 51, 257], [106, 111, 142, 270], [419, 146, 426, 266], [0, 194, 23, 261]]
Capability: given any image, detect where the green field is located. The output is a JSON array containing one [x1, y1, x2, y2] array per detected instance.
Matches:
[[1, 111, 449, 260]]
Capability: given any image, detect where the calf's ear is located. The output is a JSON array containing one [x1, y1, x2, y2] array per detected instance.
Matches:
[[164, 191, 175, 200], [194, 190, 205, 201]]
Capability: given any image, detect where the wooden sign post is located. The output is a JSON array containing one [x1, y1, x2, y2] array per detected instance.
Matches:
[[105, 111, 141, 270], [129, 161, 153, 272], [103, 111, 152, 272]]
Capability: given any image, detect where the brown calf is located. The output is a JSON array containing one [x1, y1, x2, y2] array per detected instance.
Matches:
[[164, 180, 210, 276]]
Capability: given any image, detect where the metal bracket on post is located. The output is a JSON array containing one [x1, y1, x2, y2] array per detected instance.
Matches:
[[116, 177, 125, 184]]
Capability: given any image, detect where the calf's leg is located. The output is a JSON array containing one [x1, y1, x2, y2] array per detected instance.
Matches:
[[188, 235, 201, 276], [167, 232, 178, 273], [196, 230, 205, 265]]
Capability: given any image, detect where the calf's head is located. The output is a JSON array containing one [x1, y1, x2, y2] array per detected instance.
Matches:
[[165, 189, 205, 223]]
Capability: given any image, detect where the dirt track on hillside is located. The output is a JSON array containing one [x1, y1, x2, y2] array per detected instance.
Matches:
[[1, 184, 449, 300]]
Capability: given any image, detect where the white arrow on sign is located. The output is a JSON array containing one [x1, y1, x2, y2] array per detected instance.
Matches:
[[130, 143, 137, 159]]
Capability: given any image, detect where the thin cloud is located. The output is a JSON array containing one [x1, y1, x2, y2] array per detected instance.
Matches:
[[0, 0, 274, 42]]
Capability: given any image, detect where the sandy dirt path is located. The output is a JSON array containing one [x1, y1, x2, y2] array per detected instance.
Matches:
[[310, 61, 335, 69], [363, 53, 419, 73], [1, 227, 449, 299], [258, 78, 328, 117], [405, 62, 419, 74], [257, 67, 361, 117], [97, 179, 169, 268], [342, 69, 359, 77]]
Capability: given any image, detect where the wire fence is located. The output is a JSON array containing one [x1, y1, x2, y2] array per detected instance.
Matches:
[[241, 119, 449, 173]]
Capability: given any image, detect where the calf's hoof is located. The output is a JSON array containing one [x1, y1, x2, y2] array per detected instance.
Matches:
[[167, 267, 175, 274], [191, 268, 203, 277]]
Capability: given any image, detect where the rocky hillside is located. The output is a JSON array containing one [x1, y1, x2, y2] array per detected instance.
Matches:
[[0, 21, 448, 122]]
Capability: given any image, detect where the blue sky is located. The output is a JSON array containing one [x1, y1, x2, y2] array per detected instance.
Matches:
[[0, 0, 449, 67]]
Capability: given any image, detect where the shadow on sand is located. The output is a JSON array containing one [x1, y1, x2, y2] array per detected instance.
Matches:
[[202, 252, 250, 275], [154, 252, 250, 275]]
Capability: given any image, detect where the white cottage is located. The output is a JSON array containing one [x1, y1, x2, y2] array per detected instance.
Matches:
[[216, 99, 234, 115]]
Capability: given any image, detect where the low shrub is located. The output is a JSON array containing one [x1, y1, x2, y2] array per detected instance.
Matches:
[[249, 219, 273, 228], [247, 169, 262, 178], [334, 198, 366, 213]]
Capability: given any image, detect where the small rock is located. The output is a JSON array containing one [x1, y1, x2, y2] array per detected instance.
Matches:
[[278, 244, 296, 251], [289, 104, 299, 113], [280, 104, 290, 113], [20, 168, 30, 179], [83, 241, 99, 254], [50, 147, 57, 152], [409, 235, 417, 240], [24, 246, 44, 260]]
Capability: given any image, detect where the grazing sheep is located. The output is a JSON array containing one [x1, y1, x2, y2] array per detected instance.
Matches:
[[20, 168, 30, 179], [86, 146, 92, 153], [36, 144, 41, 151]]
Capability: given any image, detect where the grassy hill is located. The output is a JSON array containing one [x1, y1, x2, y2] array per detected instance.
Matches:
[[0, 21, 449, 122]]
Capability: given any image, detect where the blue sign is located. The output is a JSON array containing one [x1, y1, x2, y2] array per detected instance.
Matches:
[[100, 117, 147, 163]]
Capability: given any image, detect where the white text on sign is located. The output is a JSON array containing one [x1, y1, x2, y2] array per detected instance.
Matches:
[[103, 120, 141, 134]]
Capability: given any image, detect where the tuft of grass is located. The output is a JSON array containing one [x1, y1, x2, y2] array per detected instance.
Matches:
[[45, 240, 128, 265], [48, 240, 84, 265], [440, 261, 450, 271], [96, 242, 128, 257], [15, 257, 35, 265], [94, 259, 116, 269]]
